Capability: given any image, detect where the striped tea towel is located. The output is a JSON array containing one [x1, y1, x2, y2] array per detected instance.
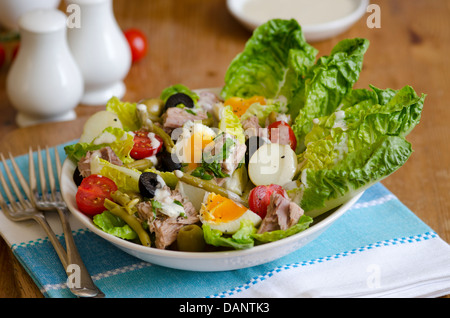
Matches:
[[0, 143, 450, 298]]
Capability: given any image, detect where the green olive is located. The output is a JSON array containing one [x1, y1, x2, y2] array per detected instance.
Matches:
[[139, 98, 165, 117], [177, 224, 206, 252]]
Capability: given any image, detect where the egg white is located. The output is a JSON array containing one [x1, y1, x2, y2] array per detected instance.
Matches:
[[200, 208, 262, 235]]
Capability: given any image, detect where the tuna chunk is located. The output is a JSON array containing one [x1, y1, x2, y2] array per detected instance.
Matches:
[[77, 146, 123, 178], [205, 132, 246, 176], [197, 91, 220, 113], [162, 107, 208, 133], [136, 187, 199, 249], [242, 115, 268, 139], [257, 193, 304, 234]]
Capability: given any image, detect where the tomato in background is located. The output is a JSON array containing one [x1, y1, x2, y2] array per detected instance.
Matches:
[[130, 130, 163, 160], [76, 174, 118, 217], [268, 120, 297, 151], [248, 184, 287, 219], [124, 28, 148, 63], [0, 44, 5, 68]]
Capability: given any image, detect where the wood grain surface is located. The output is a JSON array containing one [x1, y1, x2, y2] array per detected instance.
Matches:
[[0, 0, 448, 298]]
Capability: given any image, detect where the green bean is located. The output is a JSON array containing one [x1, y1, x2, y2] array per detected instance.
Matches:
[[151, 124, 175, 153], [124, 159, 154, 171], [104, 199, 152, 247], [201, 116, 214, 127], [175, 171, 248, 207]]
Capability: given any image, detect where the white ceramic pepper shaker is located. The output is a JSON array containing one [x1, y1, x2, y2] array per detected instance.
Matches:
[[6, 9, 84, 128], [65, 0, 131, 105]]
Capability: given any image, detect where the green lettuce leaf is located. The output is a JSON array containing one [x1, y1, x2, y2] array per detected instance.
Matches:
[[252, 215, 313, 243], [294, 136, 412, 217], [221, 19, 318, 118], [160, 84, 199, 106], [289, 85, 425, 217], [240, 99, 287, 127], [202, 219, 256, 250], [64, 127, 134, 164], [106, 96, 140, 132], [218, 105, 246, 144], [90, 156, 141, 193], [292, 38, 370, 152], [93, 211, 138, 240], [64, 142, 103, 163]]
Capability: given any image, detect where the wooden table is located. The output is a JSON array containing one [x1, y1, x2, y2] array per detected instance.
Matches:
[[0, 0, 449, 298]]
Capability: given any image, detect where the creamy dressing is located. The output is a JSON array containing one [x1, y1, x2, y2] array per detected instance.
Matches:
[[92, 131, 117, 145], [153, 176, 185, 218], [242, 0, 359, 26]]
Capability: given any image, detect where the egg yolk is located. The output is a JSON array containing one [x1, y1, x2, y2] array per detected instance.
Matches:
[[224, 96, 266, 117], [184, 131, 214, 170], [201, 193, 248, 223]]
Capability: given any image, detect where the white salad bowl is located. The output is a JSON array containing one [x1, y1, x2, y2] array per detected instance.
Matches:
[[61, 158, 364, 272]]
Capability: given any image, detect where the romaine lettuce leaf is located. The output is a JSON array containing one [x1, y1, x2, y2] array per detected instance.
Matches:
[[292, 38, 370, 152], [294, 136, 412, 217], [252, 215, 313, 243], [64, 127, 134, 164], [202, 219, 256, 250], [160, 84, 199, 106], [221, 19, 318, 118], [218, 105, 246, 144], [64, 142, 103, 163], [105, 96, 140, 132], [90, 156, 141, 193], [289, 85, 425, 217], [93, 211, 138, 240], [240, 99, 287, 126]]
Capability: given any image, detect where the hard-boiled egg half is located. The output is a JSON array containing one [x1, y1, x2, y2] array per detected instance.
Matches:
[[199, 192, 261, 234], [174, 121, 217, 171]]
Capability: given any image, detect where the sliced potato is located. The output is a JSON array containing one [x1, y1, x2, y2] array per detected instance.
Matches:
[[79, 111, 123, 143], [248, 143, 297, 186]]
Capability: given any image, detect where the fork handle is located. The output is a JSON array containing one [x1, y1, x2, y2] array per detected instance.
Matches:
[[56, 206, 105, 298], [33, 214, 69, 270]]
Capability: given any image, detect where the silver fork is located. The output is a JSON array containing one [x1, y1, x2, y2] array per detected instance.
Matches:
[[29, 147, 104, 298], [1, 149, 102, 298], [0, 154, 69, 272]]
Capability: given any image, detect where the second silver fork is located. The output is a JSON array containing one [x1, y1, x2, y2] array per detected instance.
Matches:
[[8, 147, 104, 298]]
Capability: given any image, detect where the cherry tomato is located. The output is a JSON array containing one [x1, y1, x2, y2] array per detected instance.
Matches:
[[124, 28, 148, 63], [130, 129, 163, 159], [268, 121, 297, 151], [76, 174, 118, 217], [0, 44, 5, 68], [11, 43, 20, 61], [248, 184, 287, 219]]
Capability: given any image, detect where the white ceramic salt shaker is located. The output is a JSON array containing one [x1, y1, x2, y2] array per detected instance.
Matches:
[[0, 0, 61, 31], [65, 0, 131, 105], [6, 9, 83, 128]]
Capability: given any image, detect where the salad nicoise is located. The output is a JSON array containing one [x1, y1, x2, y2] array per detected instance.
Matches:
[[65, 19, 425, 252]]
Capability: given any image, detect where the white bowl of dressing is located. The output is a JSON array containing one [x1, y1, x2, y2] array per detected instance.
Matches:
[[227, 0, 369, 42]]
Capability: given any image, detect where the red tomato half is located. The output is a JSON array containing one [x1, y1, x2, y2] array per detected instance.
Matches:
[[0, 44, 5, 68], [75, 174, 118, 217], [268, 121, 297, 151], [248, 184, 287, 219], [130, 130, 163, 160], [124, 28, 148, 63]]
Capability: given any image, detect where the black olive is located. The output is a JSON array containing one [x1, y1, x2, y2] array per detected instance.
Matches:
[[245, 136, 267, 167], [164, 93, 194, 110], [139, 172, 161, 198], [73, 167, 84, 187], [157, 150, 182, 172]]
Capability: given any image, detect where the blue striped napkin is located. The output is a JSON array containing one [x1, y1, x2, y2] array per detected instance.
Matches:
[[1, 143, 450, 298]]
